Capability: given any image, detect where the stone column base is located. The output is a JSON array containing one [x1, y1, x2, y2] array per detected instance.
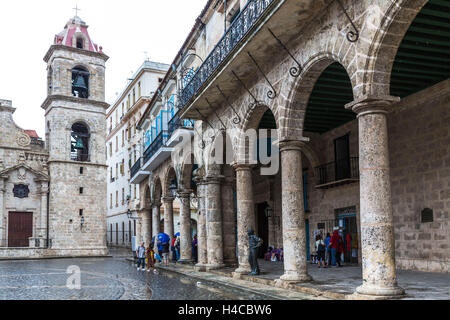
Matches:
[[234, 266, 251, 275], [177, 259, 193, 265], [355, 283, 405, 298], [347, 292, 406, 300], [279, 272, 312, 283], [194, 264, 207, 272], [205, 263, 225, 271]]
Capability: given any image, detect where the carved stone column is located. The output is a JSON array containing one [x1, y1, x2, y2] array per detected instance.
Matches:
[[222, 174, 237, 266], [162, 197, 175, 240], [141, 208, 152, 247], [152, 202, 161, 253], [205, 172, 225, 270], [346, 96, 404, 297], [39, 181, 49, 238], [233, 164, 254, 275], [135, 209, 144, 244], [278, 140, 311, 283], [0, 179, 5, 246], [178, 190, 192, 263], [194, 177, 208, 271]]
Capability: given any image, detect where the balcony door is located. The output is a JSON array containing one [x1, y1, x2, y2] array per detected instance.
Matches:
[[334, 134, 350, 180]]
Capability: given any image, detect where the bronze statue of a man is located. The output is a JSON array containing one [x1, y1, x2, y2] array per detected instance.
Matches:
[[248, 229, 263, 275]]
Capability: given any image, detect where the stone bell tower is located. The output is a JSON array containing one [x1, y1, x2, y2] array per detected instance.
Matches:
[[41, 14, 109, 256]]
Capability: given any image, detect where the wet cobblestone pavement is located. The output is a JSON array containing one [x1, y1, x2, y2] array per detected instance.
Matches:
[[0, 257, 249, 300]]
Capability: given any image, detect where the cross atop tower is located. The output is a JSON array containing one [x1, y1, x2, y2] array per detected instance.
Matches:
[[73, 5, 81, 17]]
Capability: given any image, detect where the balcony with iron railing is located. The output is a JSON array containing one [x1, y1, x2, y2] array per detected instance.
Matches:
[[177, 0, 332, 122], [168, 111, 194, 137], [314, 157, 359, 189], [130, 157, 142, 179], [180, 0, 276, 110], [143, 130, 167, 163], [166, 110, 195, 148], [132, 129, 174, 174]]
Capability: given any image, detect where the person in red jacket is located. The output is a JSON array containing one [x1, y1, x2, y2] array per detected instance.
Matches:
[[329, 230, 343, 267]]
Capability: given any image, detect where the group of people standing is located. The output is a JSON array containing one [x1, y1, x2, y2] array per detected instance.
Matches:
[[315, 229, 345, 268], [135, 234, 198, 271]]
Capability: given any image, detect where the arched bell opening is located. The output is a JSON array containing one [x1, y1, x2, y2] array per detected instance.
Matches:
[[72, 66, 89, 99], [70, 122, 90, 162]]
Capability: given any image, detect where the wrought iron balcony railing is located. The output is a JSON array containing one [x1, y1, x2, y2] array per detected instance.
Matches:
[[180, 0, 276, 109], [130, 157, 142, 179], [143, 130, 169, 164], [167, 110, 194, 138], [315, 157, 359, 186]]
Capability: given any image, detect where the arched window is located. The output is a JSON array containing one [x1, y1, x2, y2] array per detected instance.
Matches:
[[47, 66, 53, 95], [72, 66, 89, 99], [76, 37, 84, 49], [46, 121, 50, 150], [71, 122, 90, 162]]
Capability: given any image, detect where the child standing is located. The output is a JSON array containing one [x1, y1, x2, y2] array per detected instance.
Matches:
[[146, 245, 155, 272]]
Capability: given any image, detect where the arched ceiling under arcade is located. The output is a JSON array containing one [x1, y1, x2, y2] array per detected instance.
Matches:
[[390, 0, 450, 98], [304, 63, 355, 134]]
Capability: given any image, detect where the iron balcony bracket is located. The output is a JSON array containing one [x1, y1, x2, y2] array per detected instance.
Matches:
[[267, 28, 303, 78], [194, 108, 213, 149], [192, 124, 206, 150], [206, 98, 227, 131], [336, 0, 359, 42], [231, 70, 259, 110], [216, 85, 241, 125], [247, 52, 277, 99]]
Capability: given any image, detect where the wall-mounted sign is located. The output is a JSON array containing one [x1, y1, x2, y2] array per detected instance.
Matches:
[[421, 208, 433, 223], [13, 184, 30, 199]]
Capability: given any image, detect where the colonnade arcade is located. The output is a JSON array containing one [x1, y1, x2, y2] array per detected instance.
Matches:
[[137, 0, 449, 299]]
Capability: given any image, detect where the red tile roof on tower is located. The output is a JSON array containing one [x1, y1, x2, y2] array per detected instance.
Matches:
[[53, 15, 103, 53], [24, 130, 40, 139]]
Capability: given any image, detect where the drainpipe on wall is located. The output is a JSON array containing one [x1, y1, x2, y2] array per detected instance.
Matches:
[[46, 181, 50, 249]]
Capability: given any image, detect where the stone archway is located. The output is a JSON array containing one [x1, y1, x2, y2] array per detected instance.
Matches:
[[361, 0, 430, 97], [278, 53, 358, 140], [162, 166, 177, 239]]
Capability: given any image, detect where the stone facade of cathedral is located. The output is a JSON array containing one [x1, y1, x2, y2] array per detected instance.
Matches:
[[0, 15, 108, 258]]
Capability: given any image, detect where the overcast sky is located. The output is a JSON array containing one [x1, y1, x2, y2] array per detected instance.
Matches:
[[0, 0, 206, 137]]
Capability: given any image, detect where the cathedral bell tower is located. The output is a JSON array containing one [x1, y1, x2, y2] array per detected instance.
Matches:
[[41, 14, 109, 256]]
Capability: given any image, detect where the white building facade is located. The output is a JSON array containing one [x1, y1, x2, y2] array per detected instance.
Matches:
[[106, 61, 169, 248]]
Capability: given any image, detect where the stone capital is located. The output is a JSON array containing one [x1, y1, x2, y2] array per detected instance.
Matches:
[[162, 196, 175, 204], [278, 138, 309, 152], [345, 95, 400, 117], [194, 178, 207, 186], [231, 162, 254, 172], [178, 189, 193, 198], [204, 174, 224, 184]]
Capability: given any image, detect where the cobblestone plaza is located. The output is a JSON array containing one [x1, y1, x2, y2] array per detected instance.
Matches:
[[0, 256, 251, 300], [0, 0, 449, 301]]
